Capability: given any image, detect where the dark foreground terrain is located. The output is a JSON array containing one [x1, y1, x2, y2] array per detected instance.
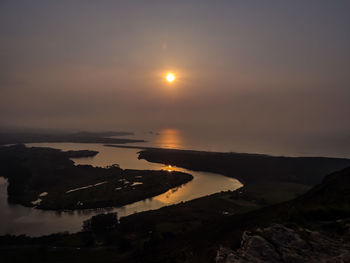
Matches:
[[0, 144, 193, 210], [1, 166, 350, 263]]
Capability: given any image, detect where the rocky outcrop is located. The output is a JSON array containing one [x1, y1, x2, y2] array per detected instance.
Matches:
[[216, 223, 350, 263]]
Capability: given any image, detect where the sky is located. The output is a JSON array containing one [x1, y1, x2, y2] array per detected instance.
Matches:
[[1, 1, 350, 145]]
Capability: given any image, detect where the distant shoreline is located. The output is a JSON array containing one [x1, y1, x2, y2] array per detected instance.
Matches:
[[104, 144, 350, 186], [0, 131, 146, 146], [104, 143, 350, 159]]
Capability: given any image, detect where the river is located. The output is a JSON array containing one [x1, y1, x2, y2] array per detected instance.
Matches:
[[0, 142, 242, 236]]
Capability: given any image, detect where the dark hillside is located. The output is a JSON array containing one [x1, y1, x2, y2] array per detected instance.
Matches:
[[139, 148, 350, 184]]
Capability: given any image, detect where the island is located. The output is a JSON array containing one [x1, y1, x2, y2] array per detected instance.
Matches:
[[0, 144, 193, 210]]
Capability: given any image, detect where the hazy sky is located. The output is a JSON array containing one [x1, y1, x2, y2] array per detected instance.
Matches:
[[1, 1, 350, 138]]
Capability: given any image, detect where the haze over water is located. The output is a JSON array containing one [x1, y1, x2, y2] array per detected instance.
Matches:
[[1, 1, 349, 157], [121, 128, 350, 159]]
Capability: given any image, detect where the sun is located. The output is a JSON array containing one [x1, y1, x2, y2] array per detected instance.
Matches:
[[166, 73, 175, 83]]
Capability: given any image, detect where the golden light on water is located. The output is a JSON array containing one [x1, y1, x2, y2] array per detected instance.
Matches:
[[166, 165, 174, 172], [166, 73, 175, 82], [155, 129, 183, 149]]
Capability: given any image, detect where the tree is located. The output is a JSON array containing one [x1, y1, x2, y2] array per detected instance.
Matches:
[[83, 212, 118, 235]]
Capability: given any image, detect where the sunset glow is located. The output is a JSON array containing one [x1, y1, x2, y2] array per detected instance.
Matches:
[[166, 73, 175, 83], [1, 1, 349, 261]]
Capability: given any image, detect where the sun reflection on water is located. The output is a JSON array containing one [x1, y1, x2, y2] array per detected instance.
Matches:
[[155, 128, 183, 149], [164, 165, 174, 172], [154, 184, 189, 204]]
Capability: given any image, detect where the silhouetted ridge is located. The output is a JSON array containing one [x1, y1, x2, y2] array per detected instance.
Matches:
[[288, 166, 350, 219]]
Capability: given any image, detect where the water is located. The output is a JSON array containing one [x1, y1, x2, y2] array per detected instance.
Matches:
[[123, 128, 350, 158], [0, 142, 242, 236]]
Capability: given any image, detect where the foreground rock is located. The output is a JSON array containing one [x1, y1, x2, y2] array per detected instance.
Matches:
[[216, 223, 350, 263]]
